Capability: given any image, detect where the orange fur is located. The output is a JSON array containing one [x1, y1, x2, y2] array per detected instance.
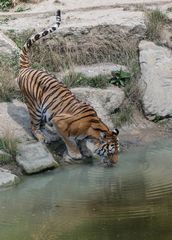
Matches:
[[17, 10, 119, 165]]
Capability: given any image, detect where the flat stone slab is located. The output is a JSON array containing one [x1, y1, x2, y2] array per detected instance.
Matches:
[[16, 142, 59, 174], [0, 168, 20, 188], [139, 40, 172, 118]]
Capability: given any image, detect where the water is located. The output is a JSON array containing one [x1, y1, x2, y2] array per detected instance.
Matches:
[[1, 139, 172, 240]]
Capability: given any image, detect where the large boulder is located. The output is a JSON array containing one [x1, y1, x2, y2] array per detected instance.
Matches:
[[72, 86, 125, 128], [139, 40, 172, 119], [0, 168, 19, 188]]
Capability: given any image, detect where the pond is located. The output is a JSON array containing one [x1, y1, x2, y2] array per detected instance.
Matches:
[[0, 139, 172, 240]]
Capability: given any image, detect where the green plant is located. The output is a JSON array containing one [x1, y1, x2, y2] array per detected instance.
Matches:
[[64, 72, 110, 88], [145, 9, 168, 41], [152, 114, 163, 123], [110, 69, 131, 87], [0, 0, 12, 11], [15, 6, 31, 12]]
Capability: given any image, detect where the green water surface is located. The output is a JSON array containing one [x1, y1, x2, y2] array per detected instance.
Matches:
[[1, 139, 172, 240]]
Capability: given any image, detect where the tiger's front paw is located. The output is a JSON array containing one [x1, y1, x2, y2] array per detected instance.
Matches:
[[63, 152, 82, 164]]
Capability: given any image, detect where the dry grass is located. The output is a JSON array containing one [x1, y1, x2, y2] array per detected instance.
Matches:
[[145, 9, 168, 41], [112, 102, 133, 128], [0, 53, 21, 102], [0, 130, 18, 164], [29, 25, 140, 73], [7, 25, 140, 75]]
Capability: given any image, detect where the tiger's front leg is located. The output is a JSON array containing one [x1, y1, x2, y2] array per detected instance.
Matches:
[[62, 136, 83, 161], [52, 115, 83, 161]]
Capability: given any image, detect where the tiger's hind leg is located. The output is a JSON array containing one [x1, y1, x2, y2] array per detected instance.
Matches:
[[26, 104, 50, 143]]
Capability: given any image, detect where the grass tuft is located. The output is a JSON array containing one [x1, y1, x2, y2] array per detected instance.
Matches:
[[145, 9, 168, 41], [0, 53, 21, 102], [0, 0, 12, 11], [112, 103, 133, 128], [0, 131, 18, 164], [63, 72, 111, 88]]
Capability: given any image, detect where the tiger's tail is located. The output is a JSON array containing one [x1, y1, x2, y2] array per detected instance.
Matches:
[[19, 10, 61, 69]]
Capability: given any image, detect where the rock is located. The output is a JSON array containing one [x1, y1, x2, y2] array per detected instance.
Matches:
[[0, 100, 33, 142], [0, 150, 12, 162], [0, 31, 19, 55], [0, 168, 20, 188], [16, 142, 59, 174], [72, 86, 125, 128], [139, 40, 172, 119]]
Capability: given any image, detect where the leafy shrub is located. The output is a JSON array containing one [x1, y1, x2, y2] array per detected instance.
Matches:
[[110, 69, 131, 87]]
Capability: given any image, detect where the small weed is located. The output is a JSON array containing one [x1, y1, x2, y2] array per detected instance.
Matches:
[[110, 69, 131, 87], [145, 9, 168, 41], [152, 114, 163, 123], [0, 131, 18, 164], [15, 6, 30, 12], [0, 0, 12, 11]]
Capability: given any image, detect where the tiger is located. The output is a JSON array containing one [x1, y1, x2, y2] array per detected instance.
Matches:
[[17, 10, 120, 166]]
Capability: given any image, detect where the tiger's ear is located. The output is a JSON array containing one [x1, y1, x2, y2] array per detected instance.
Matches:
[[112, 129, 119, 136]]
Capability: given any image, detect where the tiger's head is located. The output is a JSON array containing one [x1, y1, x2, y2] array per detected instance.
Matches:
[[86, 128, 119, 166]]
